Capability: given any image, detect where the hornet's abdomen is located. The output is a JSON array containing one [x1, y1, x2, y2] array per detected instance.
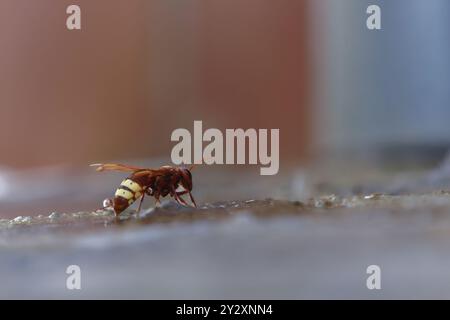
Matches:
[[113, 178, 144, 214]]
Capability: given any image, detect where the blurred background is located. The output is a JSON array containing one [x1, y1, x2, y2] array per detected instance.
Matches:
[[0, 0, 449, 216], [313, 0, 450, 164], [0, 0, 310, 168]]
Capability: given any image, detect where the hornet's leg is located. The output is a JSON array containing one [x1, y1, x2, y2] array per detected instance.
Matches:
[[175, 193, 189, 207], [153, 191, 161, 207], [136, 193, 146, 215], [188, 192, 197, 208], [171, 187, 189, 206], [173, 190, 196, 208]]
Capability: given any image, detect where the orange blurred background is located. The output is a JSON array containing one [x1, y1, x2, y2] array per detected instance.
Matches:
[[0, 0, 311, 169]]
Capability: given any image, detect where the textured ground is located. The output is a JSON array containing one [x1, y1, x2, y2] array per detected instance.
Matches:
[[2, 192, 450, 299], [2, 155, 450, 299]]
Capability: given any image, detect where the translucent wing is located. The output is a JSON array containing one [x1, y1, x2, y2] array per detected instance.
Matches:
[[90, 163, 147, 173]]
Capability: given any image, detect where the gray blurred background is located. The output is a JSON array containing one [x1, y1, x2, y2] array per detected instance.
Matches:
[[313, 0, 450, 155]]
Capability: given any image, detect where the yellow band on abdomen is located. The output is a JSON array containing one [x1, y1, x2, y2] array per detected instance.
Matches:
[[115, 188, 134, 200], [121, 179, 143, 193]]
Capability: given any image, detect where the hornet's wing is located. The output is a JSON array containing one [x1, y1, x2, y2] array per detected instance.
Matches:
[[90, 163, 147, 173]]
